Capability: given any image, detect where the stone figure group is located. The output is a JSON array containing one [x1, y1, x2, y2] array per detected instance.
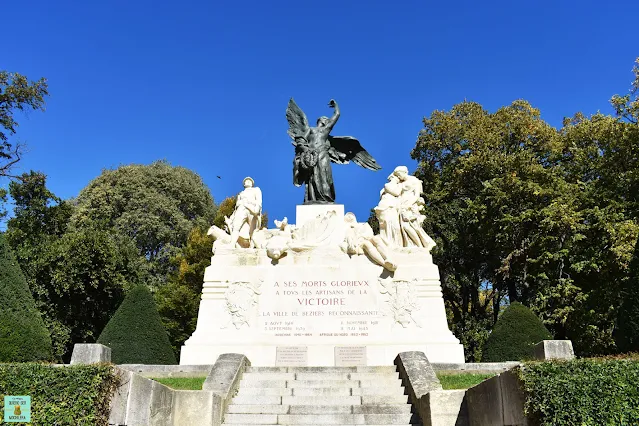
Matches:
[[206, 168, 434, 270], [374, 166, 435, 251]]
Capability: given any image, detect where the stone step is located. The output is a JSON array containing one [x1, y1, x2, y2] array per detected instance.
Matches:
[[285, 379, 359, 388], [227, 405, 290, 414], [282, 395, 362, 405], [288, 405, 352, 414], [242, 373, 297, 381], [227, 404, 413, 415], [350, 372, 400, 380], [294, 372, 351, 380], [361, 395, 410, 405], [291, 387, 352, 396], [286, 366, 398, 373], [240, 380, 288, 388], [223, 413, 416, 424], [238, 388, 293, 396], [285, 367, 359, 373], [352, 405, 412, 415], [352, 387, 406, 396], [224, 413, 278, 424], [231, 395, 282, 405], [244, 367, 289, 373]]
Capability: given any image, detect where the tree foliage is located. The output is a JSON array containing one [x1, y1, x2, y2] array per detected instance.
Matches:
[[70, 160, 216, 288], [411, 58, 639, 359], [98, 285, 176, 365], [6, 172, 145, 360], [0, 71, 49, 177], [0, 232, 52, 362], [156, 226, 213, 356], [615, 239, 639, 352]]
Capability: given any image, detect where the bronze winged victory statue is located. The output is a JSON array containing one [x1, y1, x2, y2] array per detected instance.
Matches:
[[286, 98, 382, 204]]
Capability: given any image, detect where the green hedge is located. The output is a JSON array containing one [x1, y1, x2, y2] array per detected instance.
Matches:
[[518, 358, 639, 425], [482, 302, 552, 362], [0, 363, 119, 425]]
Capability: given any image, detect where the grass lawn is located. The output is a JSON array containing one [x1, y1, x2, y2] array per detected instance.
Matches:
[[151, 377, 206, 390], [436, 372, 495, 389]]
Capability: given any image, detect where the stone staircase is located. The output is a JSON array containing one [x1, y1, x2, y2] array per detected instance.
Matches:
[[222, 366, 420, 426]]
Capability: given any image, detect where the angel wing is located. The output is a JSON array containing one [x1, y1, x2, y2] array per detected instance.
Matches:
[[328, 136, 382, 171], [286, 98, 310, 145]]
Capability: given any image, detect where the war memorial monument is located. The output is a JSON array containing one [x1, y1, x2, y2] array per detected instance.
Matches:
[[180, 99, 464, 366]]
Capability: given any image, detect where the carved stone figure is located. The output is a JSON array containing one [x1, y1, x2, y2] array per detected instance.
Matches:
[[378, 278, 421, 328], [207, 177, 263, 249], [286, 98, 382, 204], [221, 280, 262, 330], [341, 212, 397, 271], [374, 166, 435, 251], [374, 172, 403, 247]]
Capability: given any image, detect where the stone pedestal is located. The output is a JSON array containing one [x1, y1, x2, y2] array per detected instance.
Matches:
[[70, 343, 111, 365], [181, 205, 464, 366], [533, 340, 575, 360]]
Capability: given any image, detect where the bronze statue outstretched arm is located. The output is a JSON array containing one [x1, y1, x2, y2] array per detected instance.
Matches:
[[325, 99, 340, 132]]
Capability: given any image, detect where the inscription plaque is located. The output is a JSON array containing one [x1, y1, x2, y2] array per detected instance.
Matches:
[[334, 346, 367, 366], [276, 346, 308, 366]]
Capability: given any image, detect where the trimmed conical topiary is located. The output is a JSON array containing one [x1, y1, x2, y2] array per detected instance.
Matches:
[[98, 285, 177, 364], [482, 301, 552, 362], [0, 233, 53, 362]]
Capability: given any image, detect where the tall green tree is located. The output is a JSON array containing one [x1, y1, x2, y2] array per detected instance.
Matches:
[[70, 160, 216, 288], [6, 172, 145, 360], [0, 72, 48, 178], [6, 172, 75, 358], [156, 225, 213, 356], [411, 100, 581, 360]]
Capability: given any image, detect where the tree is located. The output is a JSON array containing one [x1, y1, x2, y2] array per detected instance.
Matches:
[[6, 172, 145, 360], [616, 239, 639, 352], [98, 285, 176, 365], [0, 232, 52, 362], [0, 72, 49, 178], [411, 100, 581, 360], [482, 302, 552, 362], [610, 57, 639, 124], [70, 160, 217, 288], [156, 225, 213, 356]]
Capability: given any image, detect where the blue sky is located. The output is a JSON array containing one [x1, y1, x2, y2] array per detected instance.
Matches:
[[3, 0, 638, 226]]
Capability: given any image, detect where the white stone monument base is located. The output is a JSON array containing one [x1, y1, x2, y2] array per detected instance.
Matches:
[[181, 212, 465, 367], [180, 342, 464, 366]]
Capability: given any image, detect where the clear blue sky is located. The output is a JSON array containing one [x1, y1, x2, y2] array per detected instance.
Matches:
[[3, 0, 638, 226]]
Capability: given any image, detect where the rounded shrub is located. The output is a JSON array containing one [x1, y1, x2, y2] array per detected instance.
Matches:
[[482, 301, 552, 362], [98, 285, 177, 364], [0, 233, 53, 362]]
